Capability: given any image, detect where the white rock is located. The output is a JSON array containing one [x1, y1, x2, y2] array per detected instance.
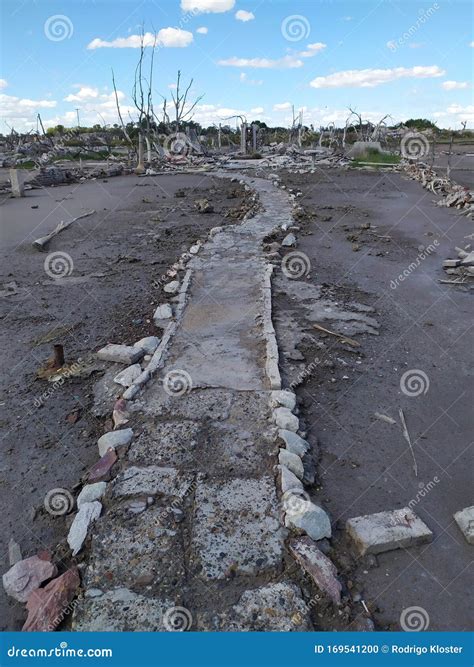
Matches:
[[153, 304, 173, 323], [285, 502, 332, 540], [134, 336, 160, 355], [209, 226, 223, 238], [96, 344, 144, 365], [271, 390, 296, 411], [282, 233, 296, 247], [346, 508, 433, 555], [77, 482, 107, 508], [189, 243, 201, 254], [453, 506, 474, 545], [97, 428, 134, 457], [279, 465, 304, 494], [67, 501, 102, 556], [113, 364, 142, 388], [278, 430, 309, 457], [163, 280, 180, 294], [279, 449, 304, 479], [273, 407, 299, 432]]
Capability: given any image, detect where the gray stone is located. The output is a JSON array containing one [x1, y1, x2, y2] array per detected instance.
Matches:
[[279, 449, 304, 479], [278, 429, 309, 457], [189, 242, 201, 254], [113, 364, 142, 388], [164, 280, 180, 294], [67, 501, 102, 556], [8, 539, 22, 566], [191, 476, 283, 579], [346, 507, 433, 556], [271, 390, 296, 410], [97, 428, 134, 457], [113, 465, 193, 499], [96, 344, 144, 365], [73, 588, 171, 631], [285, 501, 332, 540], [77, 482, 107, 508], [453, 506, 474, 545], [2, 555, 57, 603], [282, 233, 296, 247], [134, 336, 160, 355], [153, 304, 173, 323], [290, 537, 342, 604], [280, 465, 304, 494], [273, 407, 299, 432], [10, 169, 25, 198]]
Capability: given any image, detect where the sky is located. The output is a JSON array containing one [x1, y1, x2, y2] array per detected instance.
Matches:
[[0, 0, 473, 134]]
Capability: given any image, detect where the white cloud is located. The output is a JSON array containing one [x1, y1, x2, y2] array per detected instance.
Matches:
[[239, 72, 263, 85], [196, 27, 208, 34], [87, 28, 193, 49], [250, 106, 264, 114], [0, 79, 7, 90], [0, 93, 57, 130], [470, 41, 474, 47], [181, 0, 235, 13], [310, 65, 445, 88], [298, 42, 327, 57], [218, 55, 303, 69], [64, 86, 99, 102], [273, 102, 292, 111], [235, 10, 254, 22], [433, 104, 474, 125], [442, 80, 470, 90]]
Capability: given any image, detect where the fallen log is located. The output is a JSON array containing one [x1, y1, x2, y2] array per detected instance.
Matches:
[[32, 210, 95, 250]]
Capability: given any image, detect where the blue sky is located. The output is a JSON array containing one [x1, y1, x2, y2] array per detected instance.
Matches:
[[1, 0, 473, 133]]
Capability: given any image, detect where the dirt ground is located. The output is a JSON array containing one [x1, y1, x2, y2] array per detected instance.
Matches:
[[273, 166, 473, 631], [0, 172, 250, 630]]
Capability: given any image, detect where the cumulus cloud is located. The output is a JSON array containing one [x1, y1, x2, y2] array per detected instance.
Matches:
[[250, 106, 264, 114], [0, 79, 7, 90], [64, 86, 99, 102], [273, 102, 292, 111], [310, 65, 445, 88], [235, 10, 254, 21], [218, 55, 303, 69], [441, 80, 470, 90], [181, 0, 235, 13], [298, 42, 326, 57], [196, 27, 208, 34], [87, 28, 193, 49], [239, 72, 263, 85]]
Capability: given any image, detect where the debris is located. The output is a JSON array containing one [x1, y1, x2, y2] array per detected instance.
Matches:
[[282, 233, 297, 247], [374, 412, 397, 425], [97, 428, 133, 457], [399, 408, 418, 477], [8, 539, 22, 566], [66, 409, 81, 424], [113, 364, 142, 388], [279, 449, 304, 480], [32, 210, 95, 250], [195, 198, 214, 214], [285, 500, 332, 541], [273, 407, 299, 432], [2, 555, 57, 603], [453, 506, 474, 545], [77, 482, 107, 508], [134, 336, 160, 355], [271, 389, 297, 411], [22, 567, 80, 632], [153, 304, 173, 323], [96, 344, 144, 365], [163, 280, 180, 294], [112, 398, 129, 428], [289, 537, 342, 604], [10, 168, 25, 197], [278, 430, 309, 457], [312, 323, 360, 347], [87, 448, 117, 482], [346, 507, 432, 555], [67, 501, 102, 556]]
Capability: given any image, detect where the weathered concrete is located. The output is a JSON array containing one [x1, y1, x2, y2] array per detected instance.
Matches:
[[453, 506, 474, 545], [96, 344, 144, 365]]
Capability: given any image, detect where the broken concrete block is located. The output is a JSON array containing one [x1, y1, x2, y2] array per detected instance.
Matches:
[[97, 428, 133, 457], [279, 449, 304, 480], [113, 364, 142, 388], [67, 501, 102, 556], [163, 280, 180, 294], [280, 465, 304, 494], [153, 304, 173, 323], [443, 259, 461, 268], [279, 430, 309, 457], [134, 336, 160, 355], [3, 555, 57, 603], [77, 482, 107, 508], [10, 169, 24, 197], [285, 501, 332, 541], [273, 407, 299, 432], [96, 344, 144, 365], [8, 539, 22, 566], [271, 390, 296, 411], [453, 506, 474, 545], [346, 508, 433, 556], [282, 233, 296, 247], [23, 567, 80, 632], [290, 537, 342, 605], [113, 465, 193, 499], [87, 448, 117, 482]]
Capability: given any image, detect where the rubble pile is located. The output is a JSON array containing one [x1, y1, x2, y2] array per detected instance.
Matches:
[[442, 246, 474, 280], [404, 161, 474, 217]]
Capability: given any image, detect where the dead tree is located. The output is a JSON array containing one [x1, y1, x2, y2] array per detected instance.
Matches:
[[169, 70, 204, 134]]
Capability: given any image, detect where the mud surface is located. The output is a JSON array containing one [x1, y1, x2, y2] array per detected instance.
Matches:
[[273, 167, 472, 631], [0, 173, 250, 629]]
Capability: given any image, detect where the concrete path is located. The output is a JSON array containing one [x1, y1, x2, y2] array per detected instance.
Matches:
[[72, 176, 313, 631]]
